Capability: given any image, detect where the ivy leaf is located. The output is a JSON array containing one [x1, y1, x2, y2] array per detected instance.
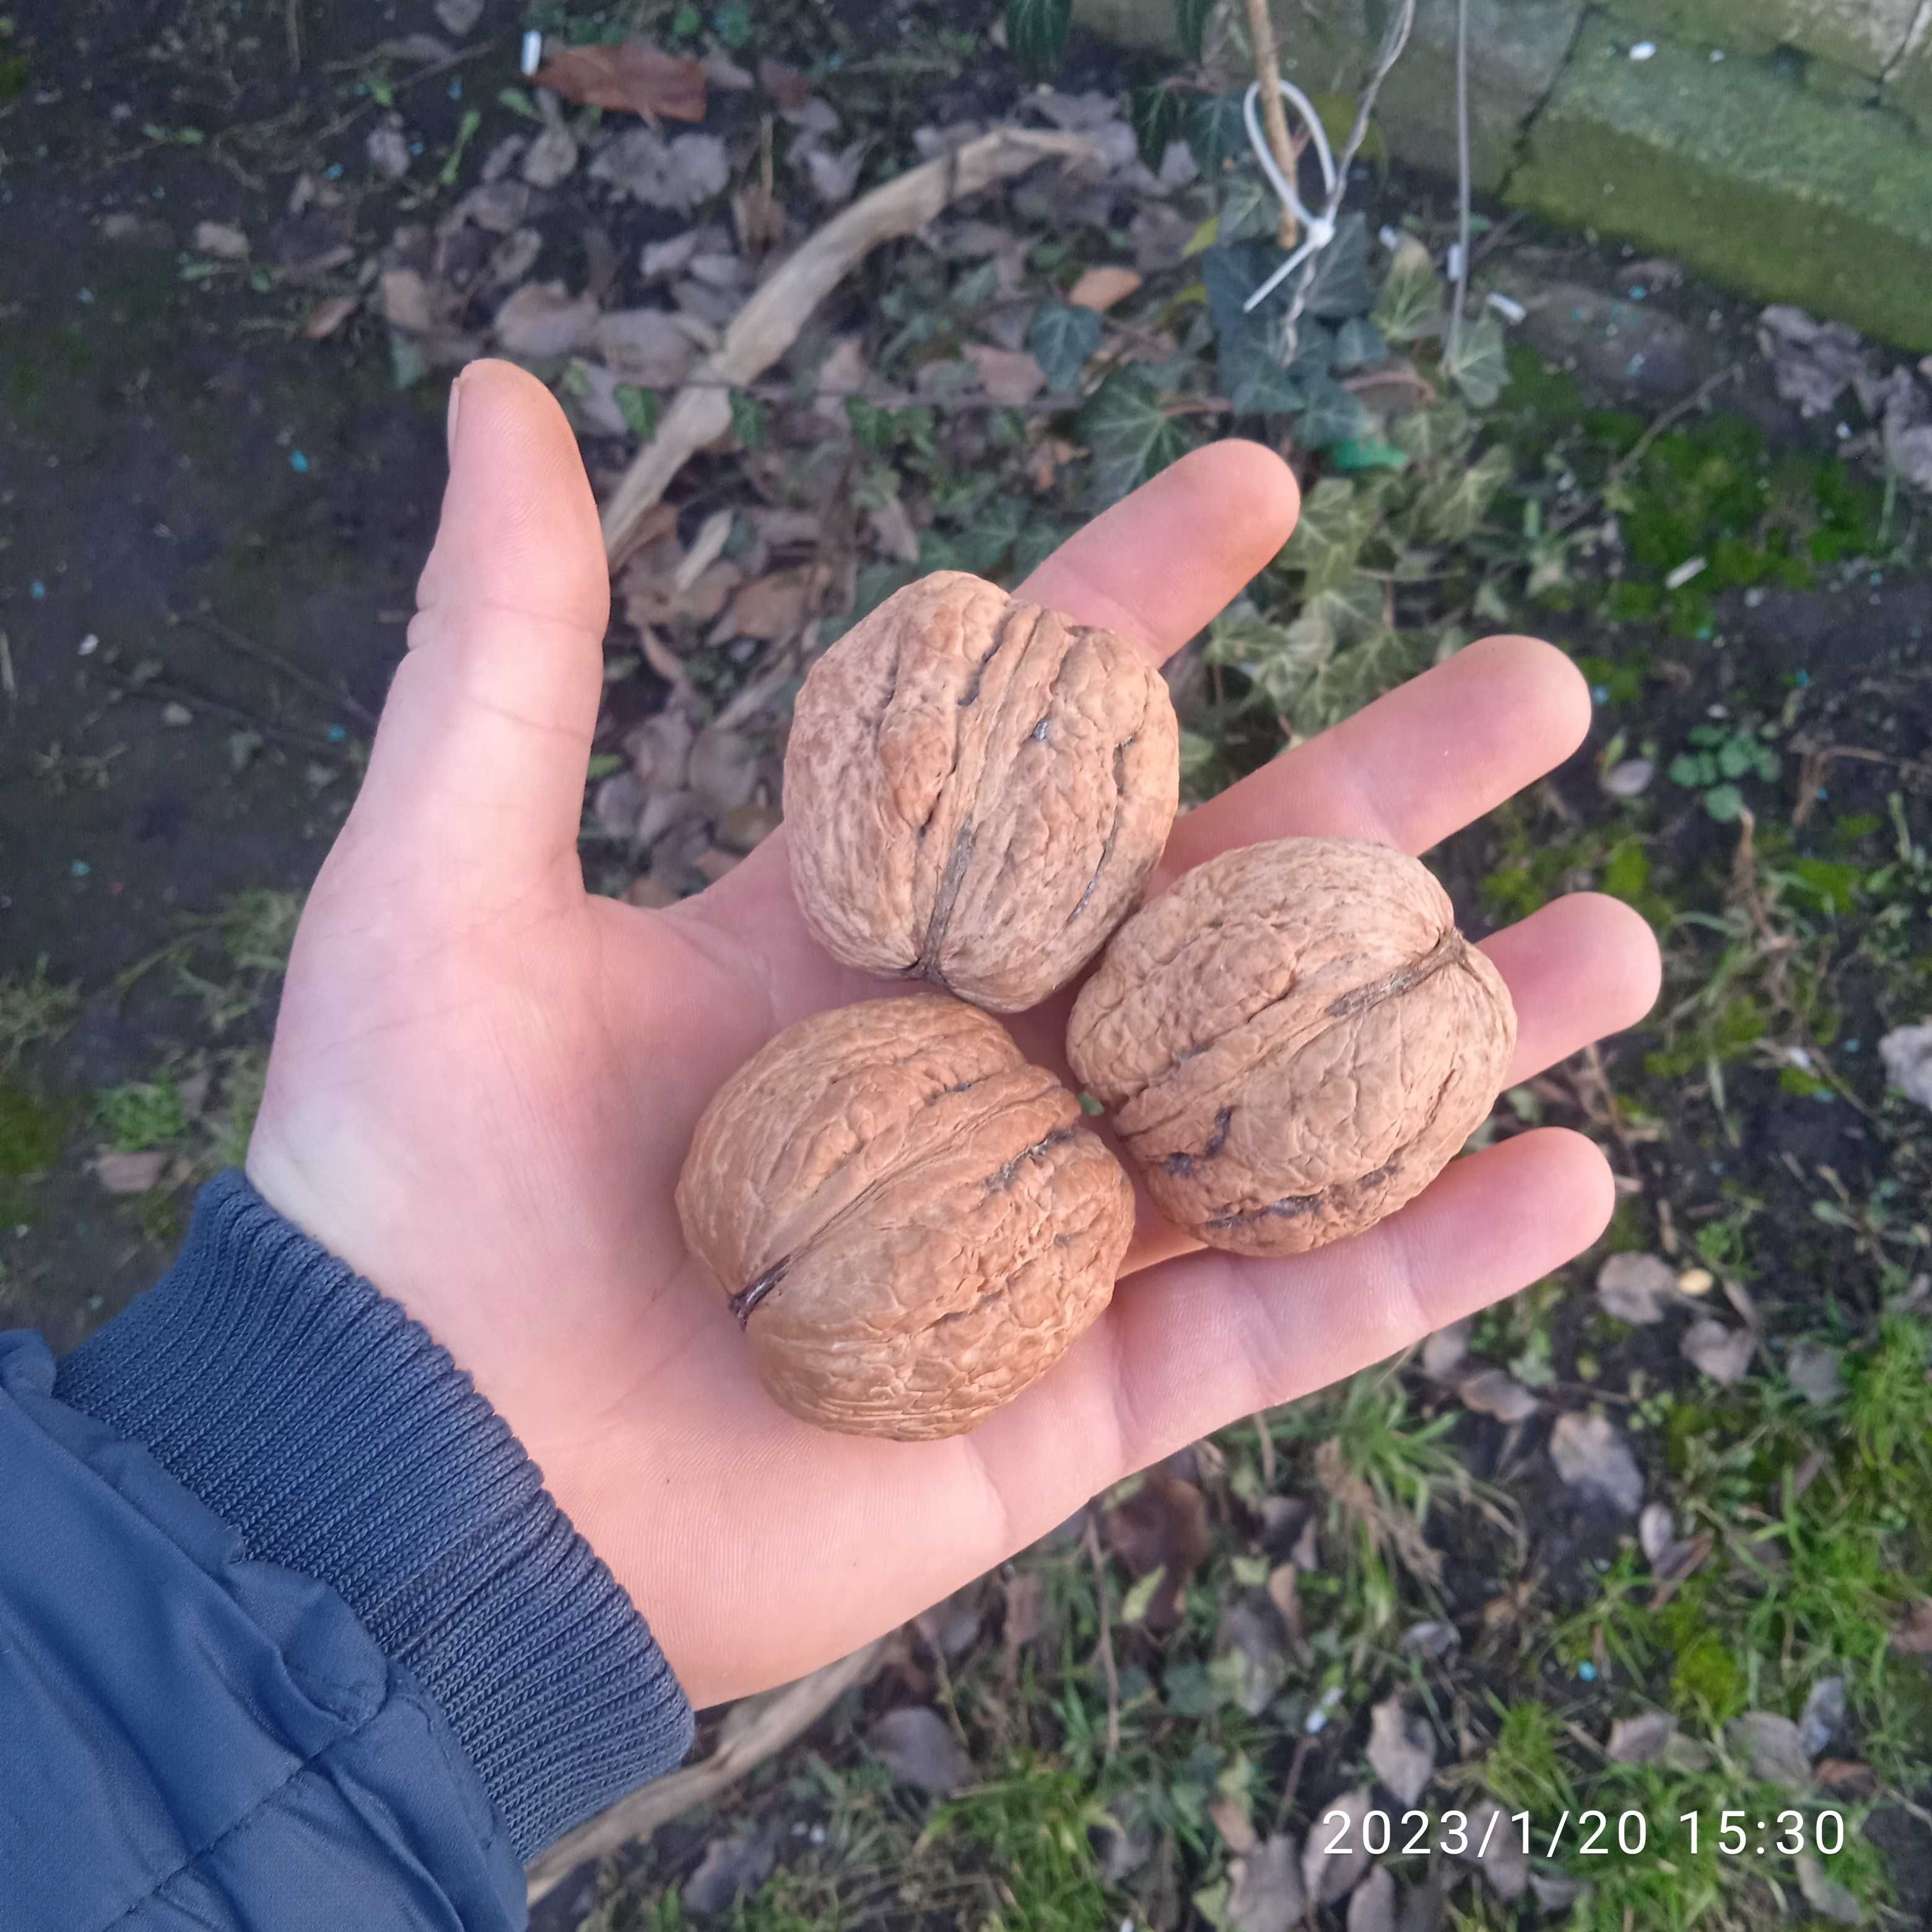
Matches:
[[1129, 80, 1183, 170], [614, 383, 659, 440], [1445, 310, 1509, 408], [1391, 401, 1474, 467], [1006, 0, 1071, 79], [1186, 92, 1247, 172], [1704, 783, 1744, 823], [1079, 368, 1196, 505], [1299, 214, 1373, 320], [1027, 300, 1103, 392], [1374, 234, 1445, 344], [1416, 442, 1512, 541], [1175, 0, 1215, 61], [1225, 343, 1305, 417], [729, 389, 768, 448], [1217, 168, 1275, 243], [1303, 570, 1385, 646], [1333, 315, 1387, 370], [1253, 617, 1335, 710], [1279, 477, 1374, 592], [1292, 373, 1372, 450], [1287, 317, 1336, 378]]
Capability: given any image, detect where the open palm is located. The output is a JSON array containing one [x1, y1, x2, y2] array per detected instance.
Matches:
[[246, 362, 1659, 1711]]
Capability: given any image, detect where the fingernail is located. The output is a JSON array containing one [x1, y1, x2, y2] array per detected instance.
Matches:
[[446, 369, 466, 461]]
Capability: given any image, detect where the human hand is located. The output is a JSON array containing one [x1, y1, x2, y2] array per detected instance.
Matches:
[[246, 361, 1659, 1710]]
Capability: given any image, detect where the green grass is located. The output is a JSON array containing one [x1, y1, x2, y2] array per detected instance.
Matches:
[[0, 964, 79, 1071], [97, 1076, 189, 1154]]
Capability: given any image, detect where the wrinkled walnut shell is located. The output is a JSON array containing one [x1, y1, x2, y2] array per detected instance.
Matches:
[[1067, 838, 1516, 1257], [784, 572, 1180, 1012], [677, 993, 1135, 1439]]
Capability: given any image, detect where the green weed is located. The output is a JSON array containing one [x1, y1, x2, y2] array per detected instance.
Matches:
[[0, 964, 80, 1071]]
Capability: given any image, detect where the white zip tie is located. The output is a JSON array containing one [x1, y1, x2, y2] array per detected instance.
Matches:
[[1240, 79, 1338, 313]]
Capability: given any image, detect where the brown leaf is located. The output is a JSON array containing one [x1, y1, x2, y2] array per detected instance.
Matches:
[[1264, 1562, 1305, 1649], [492, 281, 600, 358], [720, 565, 816, 642], [964, 343, 1046, 407], [1605, 1710, 1677, 1764], [1217, 1598, 1287, 1717], [1068, 263, 1141, 311], [1725, 1711, 1810, 1791], [1102, 1472, 1208, 1632], [682, 1832, 774, 1918], [380, 267, 438, 334], [718, 801, 781, 854], [1682, 1317, 1754, 1385], [1596, 1251, 1674, 1324], [1302, 1790, 1373, 1905], [1227, 1834, 1306, 1932], [93, 1149, 167, 1194], [687, 724, 760, 817], [1463, 1798, 1528, 1899], [868, 1705, 972, 1795], [1549, 1411, 1645, 1513], [303, 294, 359, 341], [1458, 1367, 1540, 1424], [1210, 1793, 1257, 1853], [1796, 1852, 1862, 1925], [1367, 1696, 1435, 1805], [757, 58, 814, 110], [1815, 1759, 1878, 1799], [1891, 1598, 1932, 1654], [533, 40, 708, 123], [624, 874, 681, 909], [1346, 1867, 1397, 1932], [1003, 1570, 1046, 1652]]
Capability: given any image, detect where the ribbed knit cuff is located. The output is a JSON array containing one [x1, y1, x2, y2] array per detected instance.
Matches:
[[54, 1171, 694, 1860]]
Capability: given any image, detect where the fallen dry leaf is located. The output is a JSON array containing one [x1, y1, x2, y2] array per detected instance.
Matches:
[[493, 281, 600, 358], [1725, 1711, 1810, 1791], [1786, 1338, 1845, 1404], [591, 129, 731, 211], [303, 294, 359, 341], [1217, 1598, 1287, 1717], [687, 723, 760, 816], [1801, 1676, 1845, 1757], [1226, 1834, 1306, 1932], [718, 801, 781, 854], [533, 39, 707, 122], [682, 1832, 774, 1917], [1420, 1316, 1471, 1382], [595, 307, 703, 386], [193, 219, 249, 261], [868, 1706, 971, 1796], [1605, 1710, 1677, 1764], [1302, 1791, 1372, 1906], [1596, 1251, 1674, 1324], [798, 137, 868, 207], [1346, 1866, 1396, 1932], [1264, 1562, 1305, 1651], [624, 874, 681, 909], [1102, 1472, 1209, 1632], [522, 124, 578, 189], [866, 495, 921, 564], [757, 58, 814, 110], [964, 342, 1046, 407], [1549, 1411, 1644, 1514], [1463, 1798, 1527, 1900], [1367, 1696, 1435, 1804], [93, 1149, 167, 1194], [720, 565, 816, 642], [1681, 1317, 1754, 1385], [1815, 1759, 1878, 1799], [1796, 1852, 1861, 1925], [1068, 263, 1141, 310], [380, 267, 438, 334], [1458, 1367, 1540, 1424], [1210, 1793, 1258, 1853], [1892, 1598, 1932, 1653]]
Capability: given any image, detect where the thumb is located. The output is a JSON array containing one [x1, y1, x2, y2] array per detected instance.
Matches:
[[354, 359, 610, 905]]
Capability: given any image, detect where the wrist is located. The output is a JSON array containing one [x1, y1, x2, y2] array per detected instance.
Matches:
[[54, 1171, 693, 1857]]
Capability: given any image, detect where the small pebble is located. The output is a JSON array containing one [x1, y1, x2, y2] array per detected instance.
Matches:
[[1677, 1267, 1715, 1297], [521, 27, 544, 74], [1578, 1661, 1598, 1680], [1591, 684, 1610, 705], [77, 633, 98, 655], [70, 860, 90, 877], [289, 450, 310, 473], [326, 723, 347, 742], [1630, 40, 1656, 59], [160, 702, 193, 728], [30, 580, 45, 599]]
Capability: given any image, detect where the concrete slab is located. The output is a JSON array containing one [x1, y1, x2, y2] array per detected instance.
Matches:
[[1510, 13, 1932, 350], [1601, 0, 1924, 76]]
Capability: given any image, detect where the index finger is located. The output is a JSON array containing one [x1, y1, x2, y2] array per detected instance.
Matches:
[[1016, 440, 1302, 659]]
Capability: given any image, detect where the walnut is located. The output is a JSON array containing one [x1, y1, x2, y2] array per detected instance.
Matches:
[[783, 572, 1180, 1013], [1067, 838, 1516, 1257], [676, 993, 1136, 1439]]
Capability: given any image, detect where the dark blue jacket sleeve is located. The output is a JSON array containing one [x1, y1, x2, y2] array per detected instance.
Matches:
[[1, 1173, 694, 1930]]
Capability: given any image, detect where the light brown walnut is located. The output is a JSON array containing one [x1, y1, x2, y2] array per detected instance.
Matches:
[[783, 572, 1180, 1013], [676, 993, 1136, 1439], [1066, 838, 1516, 1257]]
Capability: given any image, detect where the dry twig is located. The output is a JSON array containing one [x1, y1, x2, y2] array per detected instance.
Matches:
[[1240, 0, 1300, 251], [600, 128, 1094, 568], [1083, 1514, 1121, 1757]]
